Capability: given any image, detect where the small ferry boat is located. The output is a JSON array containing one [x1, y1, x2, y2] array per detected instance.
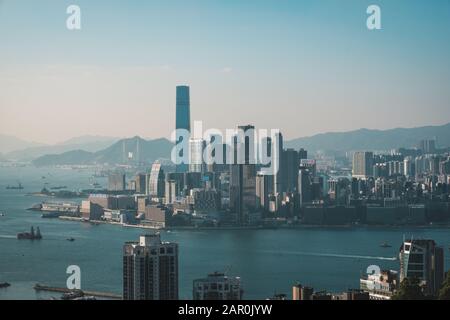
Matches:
[[380, 242, 392, 248], [6, 182, 24, 190], [17, 226, 42, 240]]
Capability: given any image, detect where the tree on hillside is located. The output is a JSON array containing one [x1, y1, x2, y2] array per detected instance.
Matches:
[[392, 277, 425, 300], [438, 272, 450, 300]]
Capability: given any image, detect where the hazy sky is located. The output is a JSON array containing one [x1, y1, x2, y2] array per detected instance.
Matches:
[[1, 0, 449, 144]]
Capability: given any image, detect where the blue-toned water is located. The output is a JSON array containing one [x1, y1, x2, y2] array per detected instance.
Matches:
[[0, 166, 449, 300]]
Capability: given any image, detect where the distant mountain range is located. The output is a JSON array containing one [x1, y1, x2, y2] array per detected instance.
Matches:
[[32, 137, 173, 167], [285, 123, 450, 152], [3, 135, 121, 161], [3, 123, 450, 166], [0, 134, 45, 154]]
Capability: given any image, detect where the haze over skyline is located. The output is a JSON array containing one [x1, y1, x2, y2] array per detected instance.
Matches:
[[1, 0, 450, 144]]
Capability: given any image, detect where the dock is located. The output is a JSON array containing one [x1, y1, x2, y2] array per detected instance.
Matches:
[[34, 284, 122, 299]]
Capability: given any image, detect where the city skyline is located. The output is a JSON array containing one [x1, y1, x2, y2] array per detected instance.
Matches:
[[1, 0, 450, 144]]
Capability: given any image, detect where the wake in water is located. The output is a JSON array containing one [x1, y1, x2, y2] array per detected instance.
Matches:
[[260, 249, 397, 261]]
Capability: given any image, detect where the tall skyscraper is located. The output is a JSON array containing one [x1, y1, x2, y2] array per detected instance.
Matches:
[[399, 239, 444, 296], [283, 148, 300, 192], [176, 85, 191, 132], [256, 172, 273, 211], [189, 138, 205, 173], [298, 167, 312, 208], [134, 173, 146, 194], [147, 162, 165, 197], [175, 85, 191, 173], [230, 125, 257, 225], [352, 151, 374, 179], [123, 234, 178, 300], [165, 180, 178, 205], [298, 148, 308, 161], [108, 173, 126, 192], [419, 139, 436, 154], [272, 131, 284, 195], [193, 272, 243, 300]]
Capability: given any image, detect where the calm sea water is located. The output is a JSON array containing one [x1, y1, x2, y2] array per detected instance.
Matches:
[[0, 166, 449, 300]]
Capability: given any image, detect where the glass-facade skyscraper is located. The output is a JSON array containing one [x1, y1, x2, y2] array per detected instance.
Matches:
[[175, 86, 191, 173]]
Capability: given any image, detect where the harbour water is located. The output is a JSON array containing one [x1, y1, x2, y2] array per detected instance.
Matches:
[[1, 166, 450, 300]]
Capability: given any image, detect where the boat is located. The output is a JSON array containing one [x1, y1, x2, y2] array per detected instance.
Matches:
[[66, 238, 75, 242], [50, 186, 67, 190], [380, 242, 392, 248], [41, 212, 62, 219], [6, 182, 24, 190], [17, 226, 42, 240], [0, 212, 5, 217], [61, 290, 84, 300], [0, 282, 11, 288]]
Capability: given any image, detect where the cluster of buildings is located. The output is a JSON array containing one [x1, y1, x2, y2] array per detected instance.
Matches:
[[122, 234, 446, 300], [77, 86, 450, 229], [122, 233, 243, 300]]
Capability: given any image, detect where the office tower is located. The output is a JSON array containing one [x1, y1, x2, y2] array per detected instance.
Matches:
[[165, 180, 178, 205], [292, 283, 314, 300], [256, 172, 273, 211], [148, 162, 165, 197], [352, 151, 374, 179], [298, 167, 312, 207], [184, 172, 202, 193], [123, 234, 178, 300], [175, 85, 191, 173], [399, 239, 444, 296], [189, 189, 221, 214], [189, 138, 205, 173], [230, 163, 257, 225], [404, 157, 415, 178], [283, 148, 299, 192], [108, 173, 126, 192], [298, 148, 308, 161], [193, 272, 243, 300], [420, 139, 436, 154], [230, 125, 257, 225], [237, 125, 256, 165], [134, 173, 146, 194], [272, 131, 284, 195]]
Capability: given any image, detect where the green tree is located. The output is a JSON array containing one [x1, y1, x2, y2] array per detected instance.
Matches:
[[392, 277, 425, 300], [438, 272, 450, 300]]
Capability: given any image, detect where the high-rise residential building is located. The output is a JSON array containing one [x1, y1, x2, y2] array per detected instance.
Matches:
[[165, 180, 178, 205], [298, 167, 312, 207], [108, 173, 126, 192], [189, 138, 205, 173], [230, 125, 257, 225], [148, 162, 165, 197], [256, 172, 272, 211], [283, 148, 300, 192], [419, 139, 436, 154], [352, 151, 374, 179], [175, 85, 191, 173], [123, 234, 178, 300], [193, 272, 243, 300], [399, 239, 444, 296], [360, 270, 398, 300], [134, 173, 146, 194], [298, 148, 308, 161], [292, 283, 314, 300], [272, 131, 284, 195]]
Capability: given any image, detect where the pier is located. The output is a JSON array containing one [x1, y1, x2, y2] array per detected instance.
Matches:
[[33, 284, 122, 299]]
